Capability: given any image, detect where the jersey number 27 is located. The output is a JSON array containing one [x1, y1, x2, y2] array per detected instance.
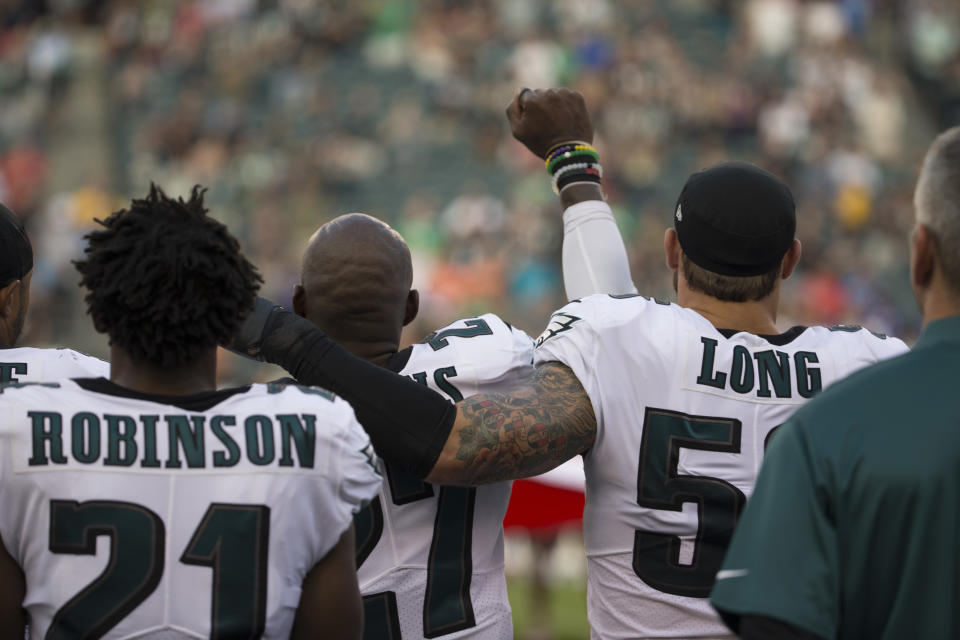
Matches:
[[354, 467, 477, 639]]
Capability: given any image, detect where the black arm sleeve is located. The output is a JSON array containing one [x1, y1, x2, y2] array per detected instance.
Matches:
[[257, 308, 456, 479], [736, 615, 825, 640]]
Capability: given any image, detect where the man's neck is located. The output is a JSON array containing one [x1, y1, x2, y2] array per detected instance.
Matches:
[[921, 293, 960, 328], [679, 290, 781, 335], [0, 325, 18, 348], [109, 346, 218, 395], [339, 339, 400, 369]]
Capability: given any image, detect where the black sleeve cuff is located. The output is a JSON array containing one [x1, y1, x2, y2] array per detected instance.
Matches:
[[259, 309, 455, 479]]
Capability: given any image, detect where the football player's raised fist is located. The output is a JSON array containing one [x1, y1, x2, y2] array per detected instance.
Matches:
[[505, 87, 594, 159]]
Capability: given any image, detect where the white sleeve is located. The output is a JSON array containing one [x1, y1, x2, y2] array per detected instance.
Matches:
[[866, 334, 909, 362], [68, 352, 110, 378], [854, 331, 909, 371], [445, 314, 535, 396], [319, 400, 382, 559], [562, 200, 637, 301]]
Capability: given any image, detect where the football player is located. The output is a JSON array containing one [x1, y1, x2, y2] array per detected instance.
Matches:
[[0, 186, 381, 639], [236, 89, 909, 639], [270, 90, 637, 639], [292, 213, 533, 639], [0, 203, 108, 381]]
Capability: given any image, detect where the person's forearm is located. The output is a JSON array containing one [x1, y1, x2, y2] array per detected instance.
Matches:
[[559, 182, 604, 209], [257, 309, 455, 479], [427, 362, 596, 485], [561, 195, 637, 300]]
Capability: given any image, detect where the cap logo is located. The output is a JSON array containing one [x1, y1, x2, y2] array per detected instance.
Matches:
[[675, 204, 682, 222]]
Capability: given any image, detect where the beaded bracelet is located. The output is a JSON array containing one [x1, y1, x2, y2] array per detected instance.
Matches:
[[552, 161, 596, 178], [551, 162, 600, 186], [549, 153, 599, 175], [547, 148, 600, 174], [544, 140, 595, 166], [555, 164, 602, 184], [544, 144, 595, 167], [556, 164, 601, 184], [552, 163, 602, 195], [545, 140, 602, 195]]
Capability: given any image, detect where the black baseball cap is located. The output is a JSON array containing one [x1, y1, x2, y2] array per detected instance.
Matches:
[[673, 162, 795, 277], [0, 203, 33, 287]]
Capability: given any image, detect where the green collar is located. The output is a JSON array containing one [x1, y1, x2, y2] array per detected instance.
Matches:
[[916, 315, 960, 350]]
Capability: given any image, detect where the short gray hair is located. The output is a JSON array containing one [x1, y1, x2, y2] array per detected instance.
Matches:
[[915, 126, 960, 293]]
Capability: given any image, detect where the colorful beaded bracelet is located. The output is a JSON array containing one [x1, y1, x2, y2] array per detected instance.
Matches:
[[544, 140, 595, 164], [544, 144, 596, 167], [547, 148, 600, 174], [552, 164, 602, 195]]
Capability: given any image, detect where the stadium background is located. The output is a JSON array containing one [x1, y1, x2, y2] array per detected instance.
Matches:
[[1, 0, 956, 637]]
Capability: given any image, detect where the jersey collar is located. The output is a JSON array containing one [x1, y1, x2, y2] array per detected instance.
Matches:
[[385, 346, 413, 373], [73, 377, 251, 412], [715, 325, 807, 346]]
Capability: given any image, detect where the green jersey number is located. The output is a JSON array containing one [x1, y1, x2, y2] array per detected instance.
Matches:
[[425, 319, 492, 351], [180, 504, 270, 636], [354, 466, 477, 638], [632, 408, 746, 598], [47, 501, 164, 639], [47, 500, 270, 639], [0, 361, 27, 383]]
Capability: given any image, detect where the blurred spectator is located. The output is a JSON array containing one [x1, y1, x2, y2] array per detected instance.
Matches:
[[0, 0, 948, 363]]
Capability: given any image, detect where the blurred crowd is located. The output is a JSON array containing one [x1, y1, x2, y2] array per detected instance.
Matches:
[[1, 0, 958, 367]]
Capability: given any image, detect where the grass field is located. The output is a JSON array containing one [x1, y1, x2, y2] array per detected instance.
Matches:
[[507, 578, 589, 639]]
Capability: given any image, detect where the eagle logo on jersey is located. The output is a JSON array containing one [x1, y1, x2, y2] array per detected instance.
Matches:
[[535, 312, 581, 347], [360, 442, 382, 477]]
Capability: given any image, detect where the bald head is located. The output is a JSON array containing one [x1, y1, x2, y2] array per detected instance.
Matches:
[[294, 213, 417, 350]]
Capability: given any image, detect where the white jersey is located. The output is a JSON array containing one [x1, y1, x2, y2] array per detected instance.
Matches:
[[356, 313, 534, 639], [0, 378, 381, 639], [534, 294, 908, 639], [0, 346, 109, 382]]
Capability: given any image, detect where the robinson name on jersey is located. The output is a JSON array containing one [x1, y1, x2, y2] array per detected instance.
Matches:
[[20, 382, 329, 471]]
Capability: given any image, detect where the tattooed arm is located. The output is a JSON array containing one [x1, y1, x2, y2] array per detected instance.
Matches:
[[426, 361, 596, 485]]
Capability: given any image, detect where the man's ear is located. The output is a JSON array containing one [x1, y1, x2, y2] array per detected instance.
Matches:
[[90, 311, 108, 335], [780, 239, 802, 279], [664, 229, 681, 270], [292, 284, 307, 318], [911, 224, 936, 291], [403, 289, 419, 327], [0, 280, 20, 319]]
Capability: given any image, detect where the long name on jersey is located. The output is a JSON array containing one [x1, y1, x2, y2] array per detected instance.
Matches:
[[534, 293, 907, 640]]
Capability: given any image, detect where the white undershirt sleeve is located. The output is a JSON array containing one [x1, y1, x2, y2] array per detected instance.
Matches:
[[562, 199, 638, 300]]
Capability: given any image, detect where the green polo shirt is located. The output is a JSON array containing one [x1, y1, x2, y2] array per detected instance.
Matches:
[[711, 315, 960, 640]]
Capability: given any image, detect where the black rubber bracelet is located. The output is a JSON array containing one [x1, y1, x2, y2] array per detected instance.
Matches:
[[556, 172, 601, 191]]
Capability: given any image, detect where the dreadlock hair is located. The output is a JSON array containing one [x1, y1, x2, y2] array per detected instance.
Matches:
[[74, 184, 262, 367]]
